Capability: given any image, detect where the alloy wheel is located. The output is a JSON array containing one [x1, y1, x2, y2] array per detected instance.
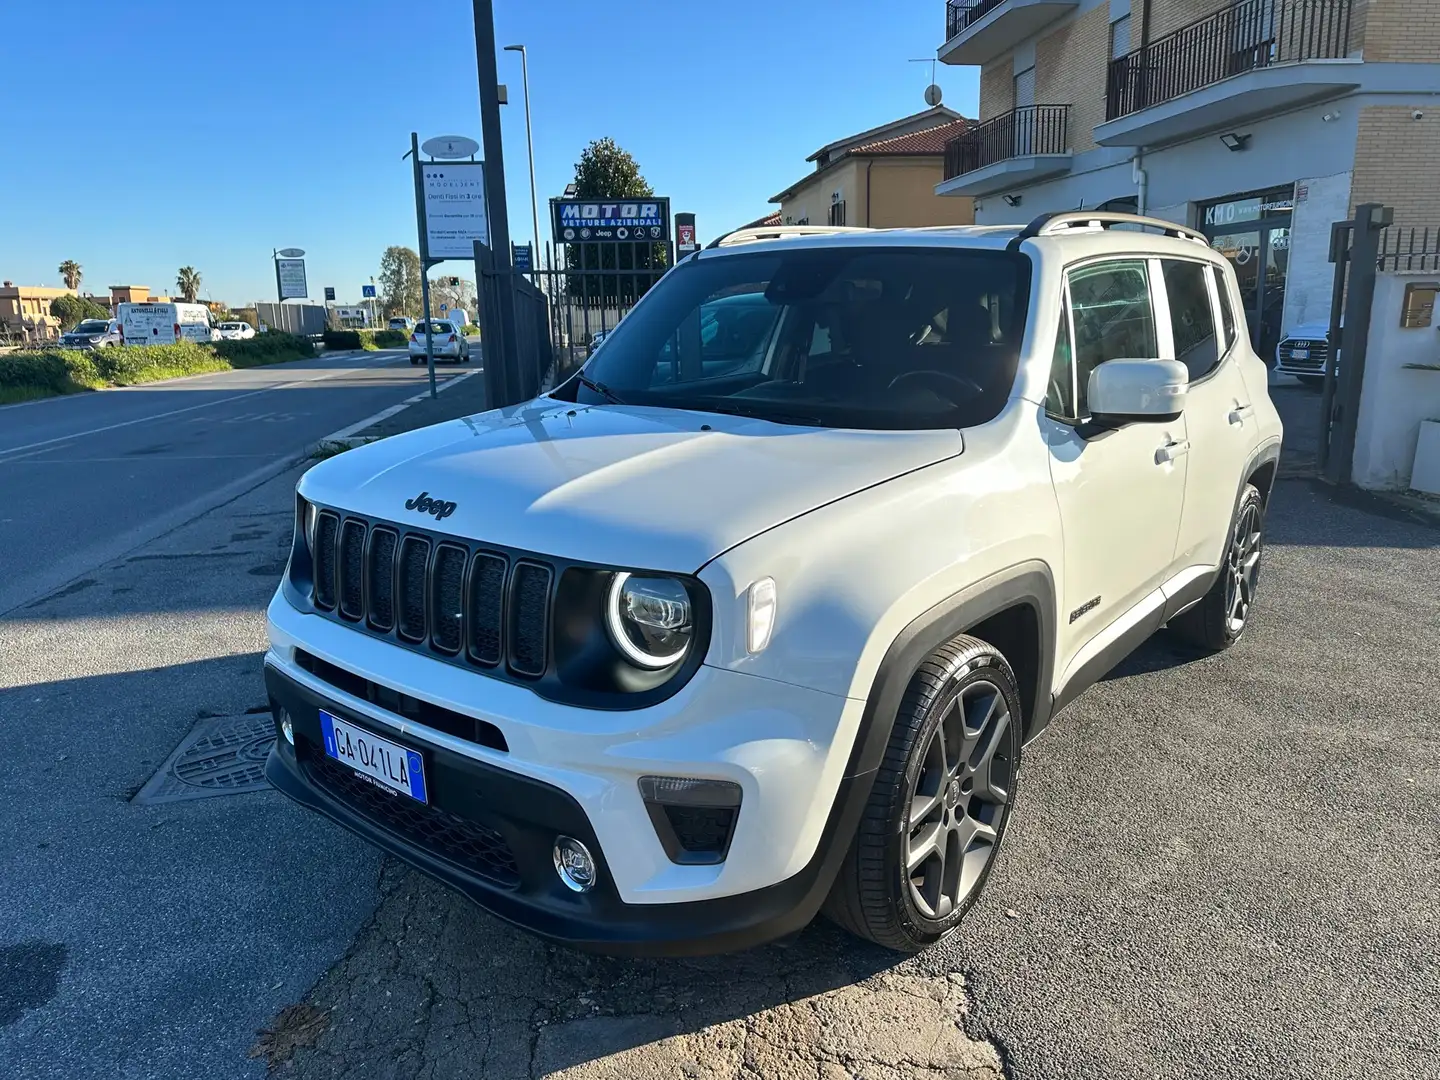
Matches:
[[904, 679, 1013, 921], [1225, 501, 1263, 634]]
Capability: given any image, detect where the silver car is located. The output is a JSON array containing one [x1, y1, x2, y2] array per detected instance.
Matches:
[[60, 318, 121, 349]]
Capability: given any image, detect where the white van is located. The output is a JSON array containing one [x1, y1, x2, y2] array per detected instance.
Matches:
[[117, 302, 216, 346]]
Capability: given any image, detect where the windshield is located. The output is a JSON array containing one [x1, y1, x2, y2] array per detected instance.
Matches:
[[74, 320, 110, 334], [556, 246, 1031, 430]]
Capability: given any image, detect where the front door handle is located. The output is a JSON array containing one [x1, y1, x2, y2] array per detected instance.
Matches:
[[1228, 403, 1254, 426], [1155, 439, 1190, 465]]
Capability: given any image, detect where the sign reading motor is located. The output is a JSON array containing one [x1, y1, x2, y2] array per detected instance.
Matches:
[[552, 197, 671, 243]]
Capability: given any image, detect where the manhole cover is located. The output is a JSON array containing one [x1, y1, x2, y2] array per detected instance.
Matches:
[[132, 713, 276, 805]]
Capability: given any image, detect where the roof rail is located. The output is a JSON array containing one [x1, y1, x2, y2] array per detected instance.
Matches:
[[1005, 211, 1208, 251], [706, 224, 872, 249]]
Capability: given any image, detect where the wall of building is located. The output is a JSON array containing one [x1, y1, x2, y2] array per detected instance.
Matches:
[[1350, 106, 1440, 226], [1361, 0, 1440, 61], [778, 159, 864, 227], [1353, 271, 1440, 489], [1034, 5, 1110, 155], [979, 63, 1013, 122], [867, 159, 975, 227]]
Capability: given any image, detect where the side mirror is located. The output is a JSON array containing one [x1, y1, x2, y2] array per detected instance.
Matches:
[[1088, 359, 1188, 426]]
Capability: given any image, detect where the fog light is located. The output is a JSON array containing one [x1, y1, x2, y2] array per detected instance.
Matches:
[[553, 836, 597, 892], [280, 712, 294, 746]]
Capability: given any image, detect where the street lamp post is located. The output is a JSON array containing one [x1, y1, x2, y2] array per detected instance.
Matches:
[[504, 43, 541, 283]]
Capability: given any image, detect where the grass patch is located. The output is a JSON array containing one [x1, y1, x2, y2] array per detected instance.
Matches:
[[0, 332, 315, 404]]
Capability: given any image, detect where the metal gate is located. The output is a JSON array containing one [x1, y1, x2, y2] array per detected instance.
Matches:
[[529, 235, 674, 376], [472, 240, 554, 405]]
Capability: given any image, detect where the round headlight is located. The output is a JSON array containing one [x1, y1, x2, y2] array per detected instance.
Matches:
[[606, 573, 693, 669]]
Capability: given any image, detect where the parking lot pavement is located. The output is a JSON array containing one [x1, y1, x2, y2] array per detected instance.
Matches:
[[3, 445, 1435, 1079]]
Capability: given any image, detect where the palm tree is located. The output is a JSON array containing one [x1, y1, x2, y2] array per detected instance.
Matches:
[[176, 267, 202, 302], [58, 260, 82, 291]]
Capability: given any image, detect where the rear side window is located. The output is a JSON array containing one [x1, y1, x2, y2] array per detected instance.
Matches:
[[1162, 260, 1218, 380], [1067, 259, 1156, 417], [1211, 265, 1238, 350]]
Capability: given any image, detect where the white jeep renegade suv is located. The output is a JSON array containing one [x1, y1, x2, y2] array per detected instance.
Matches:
[[264, 213, 1283, 955]]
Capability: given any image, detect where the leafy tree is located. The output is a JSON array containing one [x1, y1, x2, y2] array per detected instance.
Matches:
[[176, 266, 202, 302], [379, 246, 423, 318], [58, 260, 83, 291], [429, 276, 476, 322], [50, 294, 111, 331], [566, 138, 667, 305]]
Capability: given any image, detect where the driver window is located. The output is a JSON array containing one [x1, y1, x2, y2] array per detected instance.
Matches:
[[1067, 259, 1157, 417], [1046, 299, 1076, 419]]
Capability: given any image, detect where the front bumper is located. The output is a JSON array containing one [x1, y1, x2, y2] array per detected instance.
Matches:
[[264, 663, 868, 955]]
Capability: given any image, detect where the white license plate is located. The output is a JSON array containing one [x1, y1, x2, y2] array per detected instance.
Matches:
[[320, 710, 428, 803], [1290, 349, 1309, 360]]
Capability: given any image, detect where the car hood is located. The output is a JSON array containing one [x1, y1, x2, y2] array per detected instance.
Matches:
[[300, 399, 962, 571]]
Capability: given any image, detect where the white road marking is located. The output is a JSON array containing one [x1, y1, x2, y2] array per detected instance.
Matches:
[[0, 356, 412, 460]]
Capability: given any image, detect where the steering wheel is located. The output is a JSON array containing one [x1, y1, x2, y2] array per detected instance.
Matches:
[[887, 369, 986, 404]]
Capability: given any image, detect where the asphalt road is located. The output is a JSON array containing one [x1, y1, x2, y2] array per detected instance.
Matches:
[[1, 385, 1436, 1079], [0, 349, 473, 616]]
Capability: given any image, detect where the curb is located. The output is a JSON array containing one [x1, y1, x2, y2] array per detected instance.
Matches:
[[310, 367, 486, 458]]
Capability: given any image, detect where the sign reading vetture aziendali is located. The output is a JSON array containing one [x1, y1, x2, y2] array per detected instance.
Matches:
[[552, 198, 671, 243], [423, 163, 490, 259]]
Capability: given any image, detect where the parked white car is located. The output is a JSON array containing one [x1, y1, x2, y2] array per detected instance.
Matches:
[[408, 320, 470, 364], [264, 213, 1282, 957], [216, 321, 256, 340], [60, 318, 121, 349]]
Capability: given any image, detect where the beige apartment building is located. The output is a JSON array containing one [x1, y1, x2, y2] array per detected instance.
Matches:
[[770, 106, 977, 229], [0, 282, 74, 342], [934, 0, 1440, 357]]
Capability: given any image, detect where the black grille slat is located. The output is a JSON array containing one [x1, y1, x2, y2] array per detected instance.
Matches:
[[338, 520, 366, 620], [508, 562, 552, 677], [430, 544, 468, 654], [367, 527, 398, 631], [313, 511, 340, 610], [467, 553, 508, 666], [305, 746, 520, 888], [397, 536, 431, 642]]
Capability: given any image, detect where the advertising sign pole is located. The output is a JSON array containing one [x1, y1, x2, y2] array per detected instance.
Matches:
[[473, 0, 519, 407], [409, 130, 438, 399]]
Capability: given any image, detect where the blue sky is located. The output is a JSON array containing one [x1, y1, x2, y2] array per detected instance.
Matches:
[[0, 1, 978, 306]]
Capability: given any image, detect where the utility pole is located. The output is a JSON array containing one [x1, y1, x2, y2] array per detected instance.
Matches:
[[473, 0, 518, 407], [504, 44, 541, 286], [408, 131, 438, 399]]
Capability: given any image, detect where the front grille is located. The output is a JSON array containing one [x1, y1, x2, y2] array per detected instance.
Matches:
[[305, 745, 520, 888], [306, 510, 555, 679], [1278, 339, 1328, 374]]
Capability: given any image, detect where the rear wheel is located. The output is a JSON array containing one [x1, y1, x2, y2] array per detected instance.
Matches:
[[824, 636, 1021, 953], [1169, 483, 1265, 652]]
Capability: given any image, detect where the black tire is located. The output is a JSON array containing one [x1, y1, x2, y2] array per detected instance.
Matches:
[[410, 357, 420, 365], [823, 635, 1022, 952], [1169, 483, 1265, 652], [1297, 375, 1324, 389]]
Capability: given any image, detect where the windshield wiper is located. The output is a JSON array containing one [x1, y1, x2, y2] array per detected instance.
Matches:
[[575, 372, 628, 405], [696, 400, 824, 426]]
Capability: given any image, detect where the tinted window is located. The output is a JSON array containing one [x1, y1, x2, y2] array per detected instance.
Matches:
[[1211, 265, 1237, 349], [1067, 260, 1156, 417], [1163, 260, 1218, 379], [418, 321, 453, 333], [566, 247, 1032, 431]]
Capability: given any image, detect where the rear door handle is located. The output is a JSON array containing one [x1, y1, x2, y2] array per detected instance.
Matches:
[[1155, 439, 1190, 465], [1228, 403, 1254, 426]]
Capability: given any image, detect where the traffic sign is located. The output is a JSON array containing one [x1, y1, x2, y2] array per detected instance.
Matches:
[[362, 284, 377, 298], [324, 286, 336, 302]]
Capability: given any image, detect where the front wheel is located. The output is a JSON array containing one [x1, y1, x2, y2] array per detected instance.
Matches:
[[1169, 483, 1265, 652], [824, 635, 1022, 953]]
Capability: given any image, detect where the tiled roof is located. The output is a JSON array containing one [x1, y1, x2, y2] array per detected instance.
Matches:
[[739, 211, 783, 229], [850, 118, 971, 156]]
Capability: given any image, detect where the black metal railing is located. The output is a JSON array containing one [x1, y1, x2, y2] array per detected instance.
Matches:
[[944, 105, 1070, 178], [1377, 225, 1440, 272], [947, 0, 1008, 37], [1106, 0, 1353, 119]]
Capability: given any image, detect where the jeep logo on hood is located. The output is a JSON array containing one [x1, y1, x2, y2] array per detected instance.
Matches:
[[404, 491, 457, 521]]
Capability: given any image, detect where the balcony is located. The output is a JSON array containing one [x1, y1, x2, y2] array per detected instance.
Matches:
[[939, 0, 1078, 66], [937, 105, 1072, 197], [1095, 0, 1360, 147]]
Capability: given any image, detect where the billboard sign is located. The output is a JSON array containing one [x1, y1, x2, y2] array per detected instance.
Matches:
[[323, 286, 336, 302], [423, 162, 490, 259], [512, 243, 533, 272], [276, 258, 308, 300], [552, 197, 670, 243]]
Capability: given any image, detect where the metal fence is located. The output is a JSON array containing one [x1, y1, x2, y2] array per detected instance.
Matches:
[[473, 241, 554, 405], [944, 105, 1070, 179], [946, 0, 1006, 38], [1106, 0, 1353, 120], [1376, 225, 1440, 272], [255, 302, 328, 337]]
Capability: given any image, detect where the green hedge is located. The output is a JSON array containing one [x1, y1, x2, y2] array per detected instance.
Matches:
[[321, 328, 411, 351], [0, 334, 315, 404]]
